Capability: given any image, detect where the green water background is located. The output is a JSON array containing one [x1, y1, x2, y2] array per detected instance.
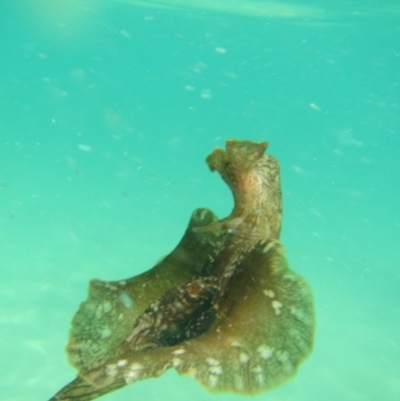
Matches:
[[0, 1, 399, 400]]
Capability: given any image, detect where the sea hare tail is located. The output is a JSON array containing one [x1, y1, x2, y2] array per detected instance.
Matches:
[[49, 376, 125, 401]]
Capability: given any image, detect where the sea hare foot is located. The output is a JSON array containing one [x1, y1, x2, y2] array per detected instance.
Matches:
[[49, 140, 314, 401]]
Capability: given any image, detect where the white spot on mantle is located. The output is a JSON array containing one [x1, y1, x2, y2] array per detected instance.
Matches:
[[239, 352, 249, 363], [100, 327, 111, 338], [272, 300, 283, 315], [209, 365, 223, 375], [119, 291, 134, 308], [209, 374, 218, 387], [263, 289, 275, 298], [117, 359, 128, 367], [257, 345, 274, 360], [206, 357, 220, 366], [172, 348, 186, 356]]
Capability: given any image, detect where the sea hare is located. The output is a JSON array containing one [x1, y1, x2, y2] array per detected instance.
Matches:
[[49, 140, 314, 401]]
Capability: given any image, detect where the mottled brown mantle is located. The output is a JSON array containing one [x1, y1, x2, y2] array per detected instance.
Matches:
[[49, 140, 314, 401]]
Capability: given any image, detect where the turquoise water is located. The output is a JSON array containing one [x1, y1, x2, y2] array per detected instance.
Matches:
[[1, 1, 399, 400]]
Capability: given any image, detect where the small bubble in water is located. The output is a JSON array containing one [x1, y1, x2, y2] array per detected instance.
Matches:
[[77, 144, 92, 152], [215, 47, 227, 54]]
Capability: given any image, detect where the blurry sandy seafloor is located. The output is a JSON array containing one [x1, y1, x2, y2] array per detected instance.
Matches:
[[0, 0, 399, 400]]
